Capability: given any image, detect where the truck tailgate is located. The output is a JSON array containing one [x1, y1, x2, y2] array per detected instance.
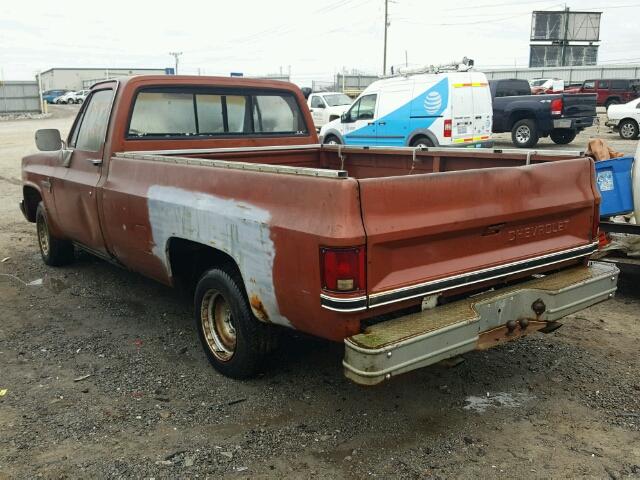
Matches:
[[562, 93, 597, 118], [358, 158, 598, 307]]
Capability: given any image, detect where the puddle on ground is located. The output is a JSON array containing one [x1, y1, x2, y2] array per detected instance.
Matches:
[[463, 392, 535, 413]]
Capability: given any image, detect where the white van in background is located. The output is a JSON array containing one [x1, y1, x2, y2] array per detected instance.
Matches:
[[319, 71, 493, 148]]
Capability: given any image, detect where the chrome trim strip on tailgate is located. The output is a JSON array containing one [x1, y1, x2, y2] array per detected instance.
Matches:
[[320, 294, 367, 312], [368, 242, 598, 308], [320, 242, 598, 312]]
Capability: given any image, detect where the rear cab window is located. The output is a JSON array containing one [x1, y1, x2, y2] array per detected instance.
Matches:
[[494, 80, 531, 97], [127, 87, 308, 138]]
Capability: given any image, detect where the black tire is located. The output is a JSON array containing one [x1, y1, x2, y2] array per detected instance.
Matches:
[[549, 128, 577, 145], [323, 135, 341, 145], [410, 135, 434, 148], [35, 202, 74, 266], [618, 119, 639, 140], [195, 268, 277, 379], [511, 119, 539, 148], [77, 98, 84, 104], [605, 98, 620, 109]]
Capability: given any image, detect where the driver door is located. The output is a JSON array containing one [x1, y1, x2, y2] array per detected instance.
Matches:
[[343, 93, 378, 146], [309, 95, 326, 128], [53, 87, 114, 255]]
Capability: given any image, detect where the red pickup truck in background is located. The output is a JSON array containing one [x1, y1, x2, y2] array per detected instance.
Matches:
[[21, 75, 618, 385]]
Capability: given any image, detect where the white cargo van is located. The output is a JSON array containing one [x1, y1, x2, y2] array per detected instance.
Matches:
[[319, 71, 493, 148]]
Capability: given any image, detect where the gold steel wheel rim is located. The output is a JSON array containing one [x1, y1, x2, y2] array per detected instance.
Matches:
[[200, 290, 236, 362], [37, 215, 49, 257]]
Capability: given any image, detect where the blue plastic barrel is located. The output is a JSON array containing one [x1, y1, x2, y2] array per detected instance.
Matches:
[[595, 156, 634, 217]]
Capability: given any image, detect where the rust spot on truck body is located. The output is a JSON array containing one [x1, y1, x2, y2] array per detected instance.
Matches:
[[250, 295, 270, 322]]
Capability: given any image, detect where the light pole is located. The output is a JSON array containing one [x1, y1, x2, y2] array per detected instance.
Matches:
[[383, 0, 389, 76], [169, 52, 183, 74]]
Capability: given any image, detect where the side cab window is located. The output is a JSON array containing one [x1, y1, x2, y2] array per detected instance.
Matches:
[[69, 89, 114, 151], [345, 94, 377, 122], [310, 96, 325, 108]]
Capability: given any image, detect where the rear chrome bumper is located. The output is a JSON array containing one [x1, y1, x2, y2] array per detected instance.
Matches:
[[343, 262, 619, 385], [553, 116, 594, 130]]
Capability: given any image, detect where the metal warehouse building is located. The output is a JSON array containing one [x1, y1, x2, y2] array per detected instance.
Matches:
[[39, 68, 168, 91]]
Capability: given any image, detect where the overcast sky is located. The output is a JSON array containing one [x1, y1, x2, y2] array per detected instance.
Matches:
[[2, 0, 639, 86]]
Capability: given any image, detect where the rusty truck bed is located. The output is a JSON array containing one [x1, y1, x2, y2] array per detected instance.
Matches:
[[109, 144, 599, 341]]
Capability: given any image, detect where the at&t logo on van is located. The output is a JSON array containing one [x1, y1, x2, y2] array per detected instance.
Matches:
[[423, 91, 443, 115]]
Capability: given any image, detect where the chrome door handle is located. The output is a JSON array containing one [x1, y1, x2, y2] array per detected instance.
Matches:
[[88, 158, 103, 166], [367, 122, 375, 126], [378, 121, 386, 126]]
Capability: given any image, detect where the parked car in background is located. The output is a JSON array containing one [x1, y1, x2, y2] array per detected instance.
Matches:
[[320, 71, 493, 148], [529, 78, 564, 95], [605, 97, 640, 139], [42, 89, 69, 104], [565, 79, 640, 108], [489, 78, 597, 148], [307, 92, 352, 129], [54, 90, 90, 104]]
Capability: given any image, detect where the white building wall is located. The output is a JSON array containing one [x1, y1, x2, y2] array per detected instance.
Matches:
[[40, 68, 167, 91]]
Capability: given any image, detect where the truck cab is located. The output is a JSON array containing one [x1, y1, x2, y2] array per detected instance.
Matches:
[[307, 92, 352, 130]]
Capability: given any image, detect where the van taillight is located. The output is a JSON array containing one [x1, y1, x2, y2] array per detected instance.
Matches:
[[550, 98, 563, 116], [444, 119, 452, 138], [320, 247, 366, 292]]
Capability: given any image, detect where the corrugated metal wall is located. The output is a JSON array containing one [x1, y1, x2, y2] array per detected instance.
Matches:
[[0, 81, 42, 114], [480, 64, 640, 84]]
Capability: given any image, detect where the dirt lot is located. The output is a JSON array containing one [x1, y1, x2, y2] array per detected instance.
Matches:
[[1, 106, 639, 479]]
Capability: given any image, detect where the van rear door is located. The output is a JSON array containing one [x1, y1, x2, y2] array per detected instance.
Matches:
[[470, 73, 492, 141], [450, 74, 474, 145]]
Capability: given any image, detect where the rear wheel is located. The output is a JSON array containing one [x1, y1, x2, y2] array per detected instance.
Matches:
[[549, 128, 577, 145], [323, 135, 341, 145], [511, 119, 539, 148], [410, 135, 434, 148], [195, 268, 277, 379], [619, 119, 639, 139], [35, 202, 74, 266]]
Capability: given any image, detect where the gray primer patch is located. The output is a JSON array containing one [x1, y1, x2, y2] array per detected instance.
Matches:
[[147, 185, 289, 327], [463, 392, 535, 413]]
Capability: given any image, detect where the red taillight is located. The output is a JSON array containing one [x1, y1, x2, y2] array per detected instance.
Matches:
[[444, 119, 452, 138], [320, 247, 366, 292], [550, 97, 563, 116]]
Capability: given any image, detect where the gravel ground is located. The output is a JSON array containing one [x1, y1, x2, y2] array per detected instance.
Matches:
[[0, 105, 639, 479]]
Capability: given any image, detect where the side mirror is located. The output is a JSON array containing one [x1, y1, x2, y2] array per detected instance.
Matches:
[[316, 103, 326, 109], [35, 129, 63, 151], [340, 112, 349, 123]]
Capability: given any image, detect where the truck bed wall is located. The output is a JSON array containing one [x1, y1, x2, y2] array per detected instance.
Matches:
[[175, 147, 581, 180]]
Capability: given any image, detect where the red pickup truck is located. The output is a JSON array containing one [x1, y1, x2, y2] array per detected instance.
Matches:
[[21, 76, 618, 385]]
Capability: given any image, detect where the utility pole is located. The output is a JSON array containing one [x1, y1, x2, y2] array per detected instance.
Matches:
[[169, 52, 183, 74], [560, 7, 570, 66], [383, 0, 389, 76]]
